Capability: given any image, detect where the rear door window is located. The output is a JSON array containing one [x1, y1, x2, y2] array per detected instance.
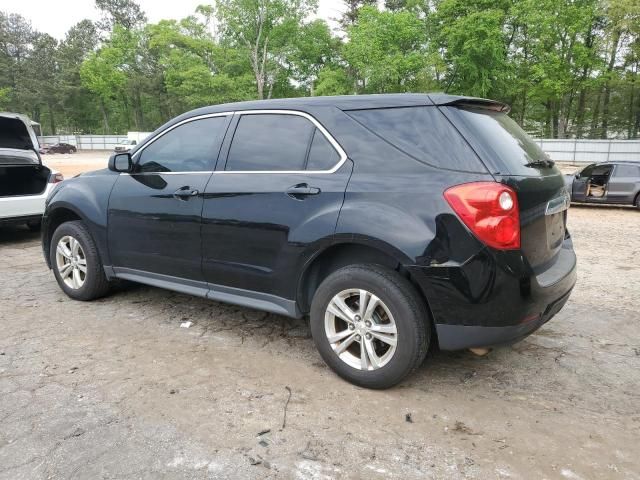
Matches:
[[345, 106, 486, 172], [306, 128, 340, 171], [613, 165, 640, 177], [226, 114, 314, 171]]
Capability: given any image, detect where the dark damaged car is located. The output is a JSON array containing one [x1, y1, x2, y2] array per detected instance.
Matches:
[[41, 94, 577, 388]]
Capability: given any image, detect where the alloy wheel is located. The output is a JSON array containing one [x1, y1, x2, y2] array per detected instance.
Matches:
[[324, 289, 398, 371], [55, 235, 87, 289]]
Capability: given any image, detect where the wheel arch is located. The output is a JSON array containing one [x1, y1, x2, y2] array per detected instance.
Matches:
[[43, 205, 85, 269], [296, 240, 437, 343]]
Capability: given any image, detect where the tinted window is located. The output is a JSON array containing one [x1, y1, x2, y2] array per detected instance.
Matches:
[[577, 164, 596, 178], [226, 114, 314, 171], [591, 165, 613, 176], [346, 106, 484, 172], [448, 108, 553, 176], [614, 165, 640, 177], [306, 128, 340, 170], [137, 116, 227, 173]]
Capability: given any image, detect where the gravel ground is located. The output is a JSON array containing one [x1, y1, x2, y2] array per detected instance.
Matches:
[[1, 174, 639, 479]]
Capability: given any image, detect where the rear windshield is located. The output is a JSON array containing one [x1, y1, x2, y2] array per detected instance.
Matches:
[[345, 106, 487, 173], [446, 107, 552, 176]]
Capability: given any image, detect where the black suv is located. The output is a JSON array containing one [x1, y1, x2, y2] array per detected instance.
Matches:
[[42, 94, 577, 389]]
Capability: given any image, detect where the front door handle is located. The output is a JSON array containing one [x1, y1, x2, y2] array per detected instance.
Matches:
[[286, 183, 321, 199], [173, 187, 200, 200]]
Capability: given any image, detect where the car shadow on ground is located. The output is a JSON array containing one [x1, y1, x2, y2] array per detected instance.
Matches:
[[0, 224, 553, 390], [0, 224, 41, 244]]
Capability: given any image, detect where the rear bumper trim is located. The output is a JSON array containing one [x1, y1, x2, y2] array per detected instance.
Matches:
[[435, 288, 573, 350]]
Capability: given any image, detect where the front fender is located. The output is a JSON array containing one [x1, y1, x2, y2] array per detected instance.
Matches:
[[43, 171, 118, 268]]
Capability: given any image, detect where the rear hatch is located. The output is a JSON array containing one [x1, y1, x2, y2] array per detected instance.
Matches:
[[442, 104, 570, 270], [0, 113, 50, 197], [0, 113, 42, 166]]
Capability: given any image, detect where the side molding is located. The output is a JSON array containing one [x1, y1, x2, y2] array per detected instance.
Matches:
[[112, 267, 300, 318]]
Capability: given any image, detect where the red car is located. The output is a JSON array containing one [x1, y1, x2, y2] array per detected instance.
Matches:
[[43, 143, 77, 154]]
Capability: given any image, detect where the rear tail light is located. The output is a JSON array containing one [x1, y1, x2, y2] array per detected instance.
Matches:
[[444, 182, 520, 250], [50, 173, 64, 184]]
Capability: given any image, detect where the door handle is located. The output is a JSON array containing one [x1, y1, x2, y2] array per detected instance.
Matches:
[[173, 187, 200, 200], [286, 183, 321, 198]]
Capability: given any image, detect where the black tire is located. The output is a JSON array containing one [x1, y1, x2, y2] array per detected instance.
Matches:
[[50, 220, 111, 301], [26, 220, 41, 232], [310, 264, 430, 389]]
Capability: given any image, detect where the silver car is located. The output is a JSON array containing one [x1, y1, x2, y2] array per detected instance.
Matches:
[[567, 161, 640, 208]]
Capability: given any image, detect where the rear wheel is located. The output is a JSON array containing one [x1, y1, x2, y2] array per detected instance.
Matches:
[[50, 221, 110, 301], [310, 264, 430, 389]]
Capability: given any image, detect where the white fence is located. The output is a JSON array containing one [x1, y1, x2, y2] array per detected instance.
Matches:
[[535, 139, 640, 164], [38, 134, 640, 163]]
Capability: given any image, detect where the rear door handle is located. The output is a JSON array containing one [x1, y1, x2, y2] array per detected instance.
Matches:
[[286, 184, 321, 198], [173, 187, 200, 200]]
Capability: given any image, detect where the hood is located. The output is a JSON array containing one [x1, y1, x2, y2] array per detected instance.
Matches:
[[0, 113, 41, 166]]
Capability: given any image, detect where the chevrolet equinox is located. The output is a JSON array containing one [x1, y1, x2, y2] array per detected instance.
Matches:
[[42, 94, 577, 389]]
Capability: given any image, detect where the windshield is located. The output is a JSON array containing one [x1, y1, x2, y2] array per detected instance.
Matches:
[[446, 107, 554, 176]]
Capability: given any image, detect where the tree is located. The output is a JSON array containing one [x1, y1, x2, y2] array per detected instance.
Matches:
[[288, 19, 341, 94], [215, 0, 317, 99], [432, 0, 511, 99], [57, 20, 100, 133], [341, 0, 377, 27], [95, 0, 147, 31], [80, 27, 129, 132], [344, 6, 428, 93]]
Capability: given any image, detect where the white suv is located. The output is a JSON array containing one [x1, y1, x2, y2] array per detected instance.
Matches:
[[0, 112, 63, 230]]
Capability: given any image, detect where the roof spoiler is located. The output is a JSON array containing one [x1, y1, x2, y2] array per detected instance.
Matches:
[[428, 94, 510, 114]]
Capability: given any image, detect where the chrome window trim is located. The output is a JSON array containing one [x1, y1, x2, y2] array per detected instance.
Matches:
[[126, 109, 347, 175], [220, 110, 347, 174], [131, 112, 233, 161], [127, 112, 233, 175]]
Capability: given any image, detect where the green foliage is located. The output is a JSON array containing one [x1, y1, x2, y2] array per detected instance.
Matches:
[[344, 6, 428, 93], [0, 0, 638, 138], [315, 66, 353, 96]]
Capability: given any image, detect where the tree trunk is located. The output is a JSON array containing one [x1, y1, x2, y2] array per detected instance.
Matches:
[[590, 89, 602, 138], [47, 101, 56, 135], [628, 65, 636, 139], [601, 29, 622, 139], [134, 88, 144, 130], [575, 87, 588, 138], [100, 99, 110, 134], [545, 101, 552, 137], [575, 21, 596, 139]]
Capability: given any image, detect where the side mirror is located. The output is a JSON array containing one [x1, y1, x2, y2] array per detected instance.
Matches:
[[109, 152, 133, 173]]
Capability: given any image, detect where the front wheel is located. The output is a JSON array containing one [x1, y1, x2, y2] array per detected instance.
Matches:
[[310, 265, 430, 389], [50, 220, 110, 301]]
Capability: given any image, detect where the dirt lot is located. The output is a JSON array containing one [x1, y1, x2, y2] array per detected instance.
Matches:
[[1, 154, 639, 479], [43, 151, 110, 178]]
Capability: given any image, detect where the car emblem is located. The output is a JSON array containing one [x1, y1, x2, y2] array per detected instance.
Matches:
[[546, 190, 571, 216]]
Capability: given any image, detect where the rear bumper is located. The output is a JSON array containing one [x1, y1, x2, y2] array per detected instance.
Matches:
[[0, 183, 55, 221], [434, 287, 573, 350], [408, 237, 577, 351]]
